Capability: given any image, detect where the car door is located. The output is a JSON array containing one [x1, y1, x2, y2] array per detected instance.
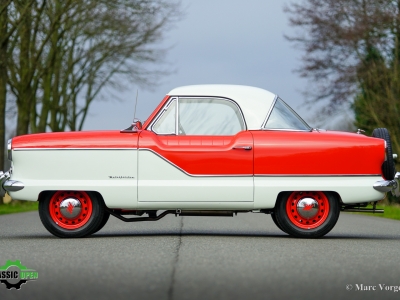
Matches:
[[137, 96, 254, 204]]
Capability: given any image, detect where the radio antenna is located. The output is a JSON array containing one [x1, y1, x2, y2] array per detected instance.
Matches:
[[133, 89, 139, 121], [120, 89, 141, 133]]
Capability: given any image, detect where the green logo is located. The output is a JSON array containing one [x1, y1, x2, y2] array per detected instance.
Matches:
[[0, 260, 38, 290]]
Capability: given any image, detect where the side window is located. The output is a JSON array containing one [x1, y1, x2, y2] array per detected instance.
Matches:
[[264, 98, 310, 131], [179, 98, 245, 135], [152, 99, 176, 134]]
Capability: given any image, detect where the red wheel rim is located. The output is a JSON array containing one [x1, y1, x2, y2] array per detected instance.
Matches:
[[286, 191, 330, 229], [49, 191, 93, 230]]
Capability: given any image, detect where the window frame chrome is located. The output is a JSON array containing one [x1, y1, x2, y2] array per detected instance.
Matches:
[[149, 97, 178, 135], [175, 97, 179, 134], [149, 96, 247, 135]]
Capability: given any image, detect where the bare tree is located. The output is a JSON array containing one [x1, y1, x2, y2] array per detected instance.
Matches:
[[285, 0, 400, 169], [6, 0, 180, 136], [353, 46, 400, 164], [0, 0, 35, 174], [285, 0, 395, 110], [0, 0, 8, 203], [34, 0, 179, 132]]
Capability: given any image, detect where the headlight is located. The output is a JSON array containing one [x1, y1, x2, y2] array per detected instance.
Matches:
[[7, 139, 12, 161]]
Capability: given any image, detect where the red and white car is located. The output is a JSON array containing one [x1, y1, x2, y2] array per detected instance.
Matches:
[[1, 85, 399, 238]]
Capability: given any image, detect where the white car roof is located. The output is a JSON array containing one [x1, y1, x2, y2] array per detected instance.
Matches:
[[168, 84, 277, 130]]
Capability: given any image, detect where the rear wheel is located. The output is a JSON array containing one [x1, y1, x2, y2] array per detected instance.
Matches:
[[39, 191, 105, 238], [275, 191, 340, 238]]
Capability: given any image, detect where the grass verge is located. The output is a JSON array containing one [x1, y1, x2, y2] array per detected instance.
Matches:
[[0, 201, 38, 215], [345, 203, 400, 221]]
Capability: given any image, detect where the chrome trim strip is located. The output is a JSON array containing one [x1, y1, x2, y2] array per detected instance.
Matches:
[[139, 148, 253, 178], [3, 180, 24, 192], [255, 174, 381, 177], [13, 148, 138, 151], [260, 128, 312, 132]]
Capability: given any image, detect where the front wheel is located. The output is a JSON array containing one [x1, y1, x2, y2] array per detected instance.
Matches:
[[274, 191, 340, 238], [39, 191, 105, 238]]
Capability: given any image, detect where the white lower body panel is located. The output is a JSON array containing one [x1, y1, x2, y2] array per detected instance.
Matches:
[[138, 150, 253, 206], [9, 149, 138, 208]]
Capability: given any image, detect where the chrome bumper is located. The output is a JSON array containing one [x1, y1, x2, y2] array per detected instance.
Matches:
[[0, 169, 24, 197], [373, 172, 400, 197]]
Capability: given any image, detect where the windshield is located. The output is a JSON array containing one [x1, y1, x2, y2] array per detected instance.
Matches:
[[264, 98, 311, 131]]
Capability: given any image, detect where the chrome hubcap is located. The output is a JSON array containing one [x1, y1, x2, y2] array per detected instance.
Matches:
[[59, 198, 82, 219], [296, 197, 319, 219]]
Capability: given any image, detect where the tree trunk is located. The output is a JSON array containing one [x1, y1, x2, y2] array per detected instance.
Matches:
[[0, 0, 8, 204], [16, 2, 32, 136]]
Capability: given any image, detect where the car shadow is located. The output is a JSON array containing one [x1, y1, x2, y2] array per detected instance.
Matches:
[[3, 231, 400, 240], [93, 231, 400, 240]]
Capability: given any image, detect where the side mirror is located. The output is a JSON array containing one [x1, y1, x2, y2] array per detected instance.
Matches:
[[135, 120, 142, 130], [120, 118, 143, 133]]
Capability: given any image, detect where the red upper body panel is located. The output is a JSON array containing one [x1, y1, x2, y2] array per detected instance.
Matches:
[[252, 130, 385, 175], [138, 130, 253, 175], [12, 128, 386, 176], [12, 131, 139, 149]]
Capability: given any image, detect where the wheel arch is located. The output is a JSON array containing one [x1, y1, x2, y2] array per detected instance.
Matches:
[[38, 190, 107, 206]]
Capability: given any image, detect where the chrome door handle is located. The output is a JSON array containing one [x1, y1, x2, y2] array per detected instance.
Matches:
[[232, 146, 252, 150]]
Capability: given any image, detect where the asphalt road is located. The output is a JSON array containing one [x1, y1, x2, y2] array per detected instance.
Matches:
[[1, 210, 400, 300]]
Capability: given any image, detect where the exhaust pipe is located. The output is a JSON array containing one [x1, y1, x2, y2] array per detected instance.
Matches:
[[342, 208, 384, 213], [342, 201, 383, 213]]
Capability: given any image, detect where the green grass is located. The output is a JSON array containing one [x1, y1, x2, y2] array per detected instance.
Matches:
[[346, 204, 400, 221], [0, 201, 38, 215]]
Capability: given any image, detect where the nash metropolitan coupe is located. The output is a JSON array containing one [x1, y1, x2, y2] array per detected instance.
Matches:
[[1, 85, 399, 238]]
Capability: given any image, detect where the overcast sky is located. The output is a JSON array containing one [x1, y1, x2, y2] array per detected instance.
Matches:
[[83, 1, 314, 131]]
